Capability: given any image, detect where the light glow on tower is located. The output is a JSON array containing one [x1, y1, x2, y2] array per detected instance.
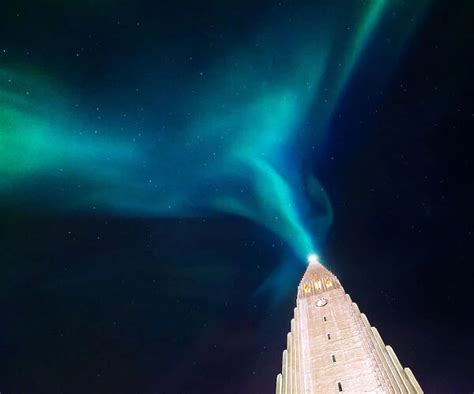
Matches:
[[307, 253, 320, 264]]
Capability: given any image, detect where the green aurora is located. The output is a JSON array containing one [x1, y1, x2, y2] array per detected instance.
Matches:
[[0, 1, 429, 260]]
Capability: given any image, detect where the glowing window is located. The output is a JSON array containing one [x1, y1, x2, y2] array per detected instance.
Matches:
[[332, 355, 336, 363], [314, 280, 322, 290], [303, 283, 311, 294], [338, 382, 343, 392], [325, 278, 333, 287]]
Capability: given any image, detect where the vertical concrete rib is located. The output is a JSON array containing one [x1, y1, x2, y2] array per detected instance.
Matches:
[[369, 323, 408, 393], [405, 368, 424, 394], [287, 333, 293, 393], [282, 349, 287, 393], [276, 373, 282, 394], [386, 345, 417, 393]]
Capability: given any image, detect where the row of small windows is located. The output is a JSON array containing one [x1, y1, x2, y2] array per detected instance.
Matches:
[[323, 322, 341, 392], [302, 278, 334, 294], [333, 356, 343, 391]]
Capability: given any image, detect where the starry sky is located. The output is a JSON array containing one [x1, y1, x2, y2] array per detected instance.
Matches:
[[0, 0, 473, 393]]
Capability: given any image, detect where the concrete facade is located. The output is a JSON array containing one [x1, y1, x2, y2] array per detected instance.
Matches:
[[275, 259, 423, 394]]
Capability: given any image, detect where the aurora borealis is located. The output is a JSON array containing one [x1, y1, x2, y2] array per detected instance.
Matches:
[[3, 0, 474, 392], [1, 1, 428, 260]]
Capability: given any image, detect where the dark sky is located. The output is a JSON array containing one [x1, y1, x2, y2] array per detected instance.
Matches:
[[1, 1, 473, 393]]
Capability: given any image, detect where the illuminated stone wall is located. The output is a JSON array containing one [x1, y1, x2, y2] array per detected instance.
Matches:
[[276, 260, 423, 393]]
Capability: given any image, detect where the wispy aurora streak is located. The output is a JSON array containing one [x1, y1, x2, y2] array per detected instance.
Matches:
[[0, 2, 428, 260]]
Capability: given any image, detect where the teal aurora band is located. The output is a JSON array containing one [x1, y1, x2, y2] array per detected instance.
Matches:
[[0, 1, 429, 260]]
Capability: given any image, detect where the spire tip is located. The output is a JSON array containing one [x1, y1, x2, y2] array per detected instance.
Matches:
[[307, 253, 320, 264]]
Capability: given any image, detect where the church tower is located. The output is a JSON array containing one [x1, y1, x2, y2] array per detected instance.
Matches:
[[275, 255, 423, 393]]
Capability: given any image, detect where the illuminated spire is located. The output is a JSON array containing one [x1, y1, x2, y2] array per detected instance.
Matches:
[[276, 259, 423, 393]]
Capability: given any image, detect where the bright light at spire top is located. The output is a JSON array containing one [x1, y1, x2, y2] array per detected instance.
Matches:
[[307, 253, 320, 264]]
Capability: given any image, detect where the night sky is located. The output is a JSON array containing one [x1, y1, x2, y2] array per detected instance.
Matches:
[[1, 1, 473, 393]]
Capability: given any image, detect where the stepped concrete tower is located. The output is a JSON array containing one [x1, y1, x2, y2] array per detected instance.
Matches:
[[275, 254, 422, 394]]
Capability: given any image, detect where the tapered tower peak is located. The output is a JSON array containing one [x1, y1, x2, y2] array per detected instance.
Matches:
[[298, 258, 341, 298], [276, 257, 422, 393]]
